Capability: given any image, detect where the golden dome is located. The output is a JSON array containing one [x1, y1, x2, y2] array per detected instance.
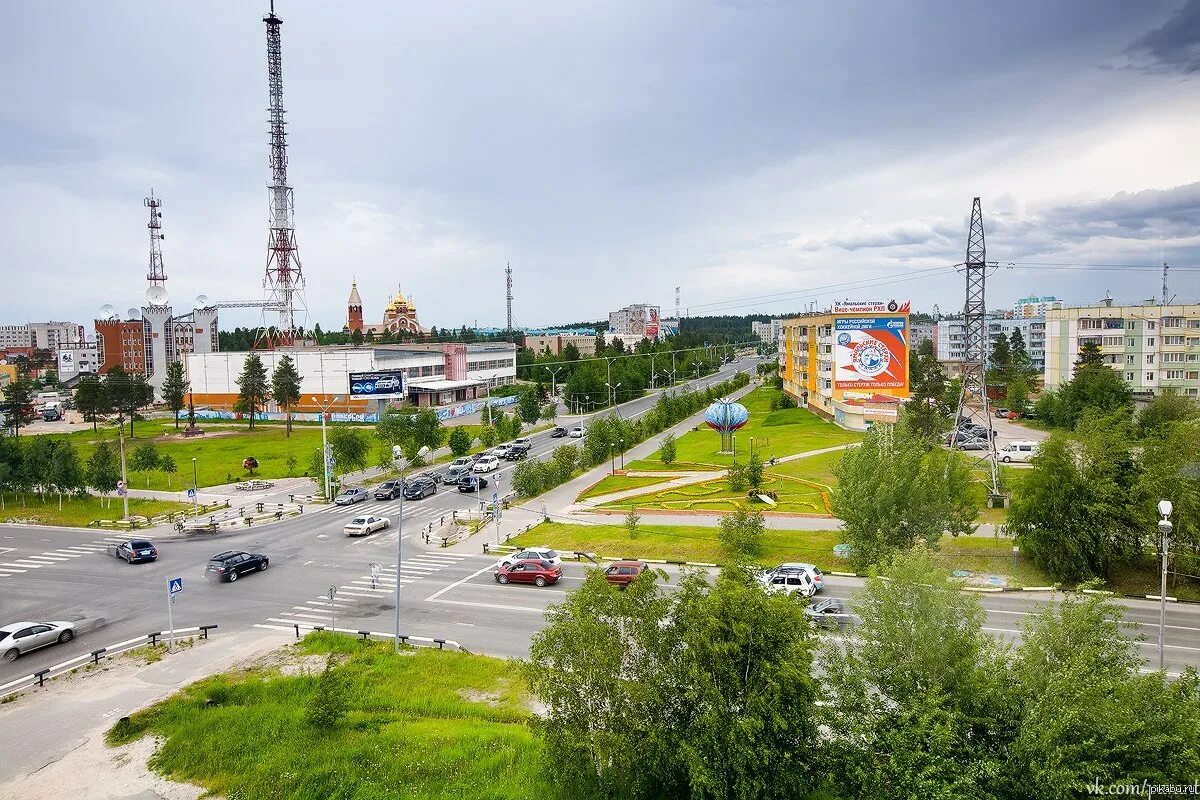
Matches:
[[386, 286, 413, 312]]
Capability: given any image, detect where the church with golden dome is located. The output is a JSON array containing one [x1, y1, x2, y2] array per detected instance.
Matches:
[[344, 280, 425, 337]]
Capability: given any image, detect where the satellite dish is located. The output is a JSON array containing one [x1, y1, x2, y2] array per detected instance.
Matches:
[[127, 308, 140, 320], [145, 285, 170, 306], [194, 294, 210, 309], [98, 304, 117, 320]]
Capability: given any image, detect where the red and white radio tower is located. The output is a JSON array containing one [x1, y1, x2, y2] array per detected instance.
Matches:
[[255, 0, 307, 349]]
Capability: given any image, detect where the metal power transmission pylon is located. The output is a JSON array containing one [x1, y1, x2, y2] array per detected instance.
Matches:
[[255, 1, 307, 349], [950, 198, 1002, 500]]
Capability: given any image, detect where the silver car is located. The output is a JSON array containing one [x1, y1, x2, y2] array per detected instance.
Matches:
[[334, 487, 369, 505], [1, 620, 77, 662]]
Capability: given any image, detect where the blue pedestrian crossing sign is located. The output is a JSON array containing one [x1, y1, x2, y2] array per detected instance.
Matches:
[[187, 488, 196, 499], [169, 577, 183, 595]]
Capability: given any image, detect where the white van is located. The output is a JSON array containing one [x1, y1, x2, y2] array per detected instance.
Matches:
[[998, 440, 1038, 463]]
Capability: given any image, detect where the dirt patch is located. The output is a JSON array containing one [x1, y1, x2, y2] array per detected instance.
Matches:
[[1, 730, 204, 800], [458, 688, 503, 707]]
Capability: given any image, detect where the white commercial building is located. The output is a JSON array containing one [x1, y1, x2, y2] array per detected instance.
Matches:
[[185, 342, 517, 413]]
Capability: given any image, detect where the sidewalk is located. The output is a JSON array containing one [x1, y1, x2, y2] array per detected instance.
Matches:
[[0, 628, 293, 795]]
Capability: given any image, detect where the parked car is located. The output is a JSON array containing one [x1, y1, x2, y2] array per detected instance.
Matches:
[[498, 547, 561, 568], [344, 515, 390, 536], [413, 470, 442, 485], [402, 476, 438, 500], [804, 597, 855, 629], [1, 621, 76, 662], [473, 455, 501, 473], [999, 440, 1039, 463], [603, 560, 647, 589], [569, 426, 585, 438], [494, 559, 562, 587], [335, 487, 370, 505], [763, 563, 824, 592], [952, 436, 992, 451], [993, 408, 1011, 418], [457, 475, 488, 493], [374, 480, 404, 500], [106, 539, 158, 564], [550, 427, 568, 438], [235, 480, 275, 491], [957, 422, 997, 439], [204, 550, 269, 582]]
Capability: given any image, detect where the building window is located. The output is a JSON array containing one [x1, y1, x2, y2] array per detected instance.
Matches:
[[1126, 339, 1135, 348], [1126, 372, 1134, 381], [1165, 370, 1185, 380], [1146, 372, 1155, 382], [1164, 336, 1185, 345], [1126, 355, 1134, 364], [1147, 338, 1156, 347], [1163, 317, 1184, 327], [1147, 321, 1156, 330], [1146, 354, 1155, 364]]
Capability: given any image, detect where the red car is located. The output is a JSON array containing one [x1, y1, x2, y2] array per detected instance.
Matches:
[[603, 560, 647, 589], [494, 559, 562, 588]]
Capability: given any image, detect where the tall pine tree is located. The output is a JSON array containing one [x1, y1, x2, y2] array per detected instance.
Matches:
[[271, 355, 303, 436], [235, 354, 269, 430], [161, 360, 189, 430]]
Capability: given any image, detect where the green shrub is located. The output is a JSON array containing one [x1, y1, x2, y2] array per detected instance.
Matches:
[[304, 657, 348, 730]]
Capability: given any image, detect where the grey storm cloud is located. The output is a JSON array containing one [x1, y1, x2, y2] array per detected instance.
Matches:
[[1126, 0, 1200, 73]]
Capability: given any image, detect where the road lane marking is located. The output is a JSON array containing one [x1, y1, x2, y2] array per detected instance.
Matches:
[[424, 563, 497, 602], [24, 555, 71, 562], [3, 561, 44, 568], [430, 598, 546, 614]]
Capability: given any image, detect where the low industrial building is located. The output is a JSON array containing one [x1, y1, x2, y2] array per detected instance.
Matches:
[[780, 301, 911, 430], [184, 341, 517, 414]]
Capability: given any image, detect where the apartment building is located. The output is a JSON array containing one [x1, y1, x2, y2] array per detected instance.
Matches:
[[1044, 301, 1200, 398], [781, 303, 911, 430], [935, 316, 1046, 376]]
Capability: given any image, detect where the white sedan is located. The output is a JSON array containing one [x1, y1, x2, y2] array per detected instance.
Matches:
[[343, 515, 390, 536], [569, 427, 584, 438], [473, 455, 501, 473], [498, 547, 562, 568]]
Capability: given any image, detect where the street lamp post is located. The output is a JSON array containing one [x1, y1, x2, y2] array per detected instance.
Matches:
[[395, 445, 431, 653], [1157, 499, 1173, 671], [191, 457, 198, 511], [619, 438, 625, 470], [312, 395, 341, 500], [548, 367, 562, 399], [606, 382, 621, 408]]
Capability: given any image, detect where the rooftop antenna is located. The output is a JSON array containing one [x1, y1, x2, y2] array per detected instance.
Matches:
[[505, 262, 514, 339], [255, 0, 307, 349], [144, 190, 167, 289], [675, 286, 681, 320]]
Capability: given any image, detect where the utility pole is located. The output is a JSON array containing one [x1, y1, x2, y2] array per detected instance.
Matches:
[[949, 198, 1002, 501], [118, 417, 130, 520], [1162, 261, 1170, 306]]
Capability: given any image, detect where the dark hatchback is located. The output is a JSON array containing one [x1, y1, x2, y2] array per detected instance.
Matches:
[[204, 550, 269, 583], [402, 477, 437, 500], [456, 475, 488, 493], [108, 539, 158, 564], [374, 480, 404, 500]]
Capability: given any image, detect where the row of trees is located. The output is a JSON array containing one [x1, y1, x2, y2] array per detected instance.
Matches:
[[231, 353, 303, 433], [508, 373, 751, 500], [529, 550, 1200, 799], [0, 435, 128, 508]]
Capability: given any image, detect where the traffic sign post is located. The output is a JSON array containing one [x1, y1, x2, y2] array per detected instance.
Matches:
[[369, 562, 381, 590], [167, 577, 183, 652], [328, 586, 337, 632]]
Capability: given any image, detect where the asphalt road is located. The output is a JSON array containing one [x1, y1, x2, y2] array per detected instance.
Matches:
[[3, 360, 1197, 683], [0, 361, 758, 677]]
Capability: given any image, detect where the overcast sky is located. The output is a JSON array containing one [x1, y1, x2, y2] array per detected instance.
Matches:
[[4, 0, 1200, 332]]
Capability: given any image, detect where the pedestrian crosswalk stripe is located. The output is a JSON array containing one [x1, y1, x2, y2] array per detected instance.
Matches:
[[25, 555, 71, 562], [280, 611, 330, 621], [2, 562, 42, 569]]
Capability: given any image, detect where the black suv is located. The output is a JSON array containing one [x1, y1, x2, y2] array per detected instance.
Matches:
[[205, 551, 269, 583], [550, 426, 568, 438], [402, 476, 437, 500], [504, 443, 529, 461], [374, 480, 404, 500]]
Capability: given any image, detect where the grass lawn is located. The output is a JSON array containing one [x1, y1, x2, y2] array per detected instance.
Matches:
[[512, 521, 843, 566], [599, 474, 830, 515], [107, 633, 559, 800], [576, 474, 678, 501], [512, 522, 1054, 586], [625, 387, 863, 471], [0, 492, 191, 528]]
